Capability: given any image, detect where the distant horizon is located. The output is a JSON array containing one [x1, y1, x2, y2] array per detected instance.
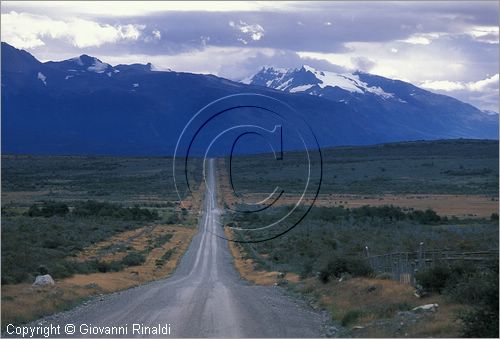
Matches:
[[2, 138, 497, 158]]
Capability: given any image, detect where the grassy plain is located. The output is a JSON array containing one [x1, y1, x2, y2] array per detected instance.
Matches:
[[218, 139, 499, 337], [1, 155, 203, 326], [1, 139, 498, 335]]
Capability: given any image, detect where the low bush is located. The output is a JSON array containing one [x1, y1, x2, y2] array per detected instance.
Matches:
[[121, 252, 146, 267], [319, 256, 372, 283], [416, 262, 481, 294], [95, 260, 124, 273], [460, 306, 499, 338], [416, 262, 498, 337], [341, 309, 364, 326], [491, 213, 499, 222], [164, 212, 181, 224], [453, 264, 498, 337], [408, 208, 441, 224], [27, 202, 69, 217], [415, 264, 451, 293], [73, 201, 158, 221], [153, 234, 173, 247], [155, 249, 175, 267]]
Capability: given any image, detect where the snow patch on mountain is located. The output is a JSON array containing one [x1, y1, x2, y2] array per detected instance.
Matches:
[[483, 110, 499, 115], [290, 84, 314, 93], [70, 56, 84, 66], [87, 59, 109, 73], [37, 72, 46, 85]]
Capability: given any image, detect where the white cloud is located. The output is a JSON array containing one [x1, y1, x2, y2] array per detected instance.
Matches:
[[229, 20, 264, 41], [89, 46, 276, 79], [145, 29, 162, 42], [467, 74, 499, 91], [419, 80, 465, 91], [467, 26, 499, 44], [1, 11, 144, 49], [152, 30, 162, 40], [399, 32, 442, 45], [298, 40, 474, 83], [420, 74, 499, 92]]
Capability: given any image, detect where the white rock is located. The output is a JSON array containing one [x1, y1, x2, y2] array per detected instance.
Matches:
[[33, 274, 55, 286], [412, 303, 438, 312]]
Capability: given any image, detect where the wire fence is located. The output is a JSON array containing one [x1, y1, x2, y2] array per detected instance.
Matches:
[[365, 246, 499, 286]]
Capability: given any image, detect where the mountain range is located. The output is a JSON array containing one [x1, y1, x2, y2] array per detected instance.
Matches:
[[1, 42, 498, 155]]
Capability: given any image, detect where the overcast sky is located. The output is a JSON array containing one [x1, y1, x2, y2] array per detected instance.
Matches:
[[1, 1, 498, 111]]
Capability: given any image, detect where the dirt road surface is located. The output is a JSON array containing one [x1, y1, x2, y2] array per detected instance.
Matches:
[[24, 159, 325, 338]]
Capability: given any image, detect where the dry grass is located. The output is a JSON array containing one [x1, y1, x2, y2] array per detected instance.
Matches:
[[227, 193, 497, 219], [298, 277, 464, 337], [215, 157, 496, 219], [225, 228, 299, 286], [216, 159, 298, 285], [1, 225, 196, 326], [2, 173, 206, 327]]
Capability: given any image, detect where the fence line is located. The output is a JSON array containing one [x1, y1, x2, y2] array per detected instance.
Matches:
[[365, 247, 498, 286]]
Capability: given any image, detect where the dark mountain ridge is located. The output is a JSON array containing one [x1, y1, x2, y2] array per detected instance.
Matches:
[[1, 42, 497, 156]]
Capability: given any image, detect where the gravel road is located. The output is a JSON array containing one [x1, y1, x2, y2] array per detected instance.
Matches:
[[21, 159, 326, 337]]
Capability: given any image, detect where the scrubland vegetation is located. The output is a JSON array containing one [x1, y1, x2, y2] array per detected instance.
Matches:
[[222, 139, 499, 337], [226, 203, 498, 337], [1, 200, 192, 284], [229, 139, 499, 195], [1, 155, 204, 327]]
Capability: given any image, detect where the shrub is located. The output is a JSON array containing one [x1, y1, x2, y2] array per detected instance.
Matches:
[[417, 262, 483, 295], [37, 265, 49, 275], [73, 201, 158, 221], [415, 264, 451, 293], [341, 309, 364, 326], [319, 256, 372, 283], [155, 249, 175, 267], [300, 261, 314, 279], [93, 260, 121, 273], [164, 212, 181, 224], [409, 208, 441, 224], [416, 262, 499, 337], [491, 213, 499, 222], [153, 234, 173, 247], [451, 265, 498, 337], [459, 307, 499, 338], [121, 252, 146, 267], [28, 202, 69, 217]]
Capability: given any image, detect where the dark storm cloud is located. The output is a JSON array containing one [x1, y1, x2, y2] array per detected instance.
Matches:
[[90, 3, 495, 54]]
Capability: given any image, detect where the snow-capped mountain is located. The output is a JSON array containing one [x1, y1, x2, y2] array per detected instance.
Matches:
[[244, 65, 394, 99], [45, 55, 114, 74], [1, 42, 498, 155], [244, 65, 499, 133]]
